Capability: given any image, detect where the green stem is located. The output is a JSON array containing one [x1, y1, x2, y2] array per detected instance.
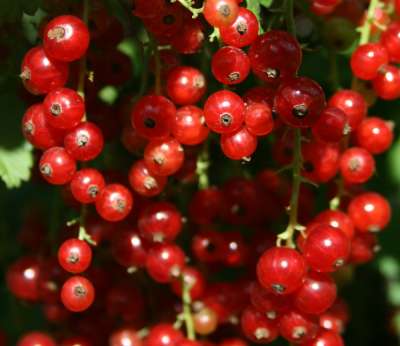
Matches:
[[182, 276, 196, 340], [284, 0, 296, 36], [196, 140, 210, 190], [172, 0, 203, 18], [359, 0, 381, 45]]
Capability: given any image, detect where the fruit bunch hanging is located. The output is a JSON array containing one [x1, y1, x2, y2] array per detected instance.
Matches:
[[2, 0, 400, 345]]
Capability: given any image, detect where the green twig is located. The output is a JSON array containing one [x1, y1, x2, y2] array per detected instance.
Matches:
[[196, 140, 210, 190], [359, 0, 381, 45], [182, 275, 196, 340]]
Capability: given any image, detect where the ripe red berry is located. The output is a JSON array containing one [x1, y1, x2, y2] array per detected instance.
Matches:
[[128, 159, 167, 197], [248, 30, 302, 84], [274, 77, 326, 128], [203, 0, 239, 28], [144, 137, 184, 176], [350, 43, 389, 80], [146, 324, 184, 346], [172, 105, 209, 145], [43, 88, 85, 129], [193, 308, 219, 335], [301, 330, 344, 346], [220, 7, 259, 47], [192, 229, 224, 263], [142, 3, 184, 38], [170, 266, 205, 300], [244, 102, 274, 136], [166, 66, 206, 105], [43, 15, 90, 62], [131, 95, 176, 140], [211, 46, 250, 85], [279, 310, 318, 344], [303, 224, 350, 272], [220, 126, 258, 160], [355, 117, 393, 154], [70, 168, 105, 204], [170, 18, 205, 54], [61, 275, 95, 312], [313, 209, 355, 239], [146, 243, 185, 283], [220, 339, 248, 346], [257, 247, 307, 295], [204, 90, 245, 134], [39, 147, 76, 185], [381, 21, 400, 63], [64, 122, 104, 161], [339, 147, 375, 184], [21, 47, 69, 96], [347, 192, 391, 233], [17, 332, 56, 346], [22, 103, 64, 150], [312, 107, 348, 143], [95, 184, 133, 222], [349, 233, 378, 264], [109, 328, 142, 346], [294, 272, 337, 315], [58, 238, 92, 274], [372, 64, 400, 100]]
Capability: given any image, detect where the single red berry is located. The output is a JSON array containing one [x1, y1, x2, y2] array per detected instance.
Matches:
[[166, 66, 206, 105], [170, 18, 205, 54], [240, 306, 279, 344], [70, 168, 105, 204], [128, 159, 167, 197], [257, 247, 307, 295], [43, 88, 85, 129], [203, 0, 239, 28], [248, 30, 302, 84], [60, 336, 92, 346], [328, 90, 367, 131], [301, 330, 344, 346], [204, 90, 245, 134], [349, 233, 378, 264], [64, 122, 104, 161], [146, 243, 185, 283], [17, 332, 56, 346], [172, 105, 209, 145], [138, 201, 182, 242], [372, 64, 400, 100], [222, 231, 249, 267], [220, 7, 259, 47], [39, 147, 76, 185], [294, 272, 337, 315], [43, 15, 90, 62], [312, 107, 348, 143], [146, 324, 184, 346], [211, 46, 250, 85], [131, 95, 176, 140], [355, 117, 393, 154], [220, 126, 258, 160], [22, 103, 64, 150], [58, 238, 92, 274], [220, 339, 248, 346], [350, 43, 389, 80], [381, 21, 400, 63], [171, 266, 206, 300], [243, 86, 275, 107], [339, 147, 375, 184], [244, 102, 274, 136], [144, 137, 184, 176], [95, 184, 133, 222], [313, 210, 355, 239], [61, 275, 95, 312], [279, 310, 318, 344], [109, 328, 142, 346], [20, 46, 69, 95], [347, 192, 391, 232], [192, 229, 224, 263], [303, 224, 350, 272]]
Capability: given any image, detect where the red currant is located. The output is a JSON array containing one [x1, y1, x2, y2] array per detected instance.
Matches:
[[350, 43, 389, 80], [39, 147, 76, 185], [301, 330, 344, 346], [381, 21, 400, 63], [109, 328, 142, 346], [349, 233, 378, 264], [95, 184, 133, 222], [355, 117, 393, 154], [244, 102, 274, 136], [203, 0, 239, 28], [17, 332, 56, 346], [70, 168, 105, 204], [372, 64, 400, 100], [339, 147, 375, 184], [58, 238, 92, 274], [279, 310, 318, 344], [312, 107, 348, 143], [170, 266, 205, 300], [146, 324, 183, 346], [220, 126, 258, 160], [313, 209, 355, 239]]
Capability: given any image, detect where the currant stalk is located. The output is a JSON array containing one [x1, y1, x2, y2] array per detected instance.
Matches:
[[171, 0, 203, 18], [182, 275, 196, 340], [196, 141, 210, 190], [359, 0, 382, 45]]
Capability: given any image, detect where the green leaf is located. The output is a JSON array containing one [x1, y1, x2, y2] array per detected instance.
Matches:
[[260, 0, 273, 7], [0, 142, 33, 189], [246, 0, 263, 33]]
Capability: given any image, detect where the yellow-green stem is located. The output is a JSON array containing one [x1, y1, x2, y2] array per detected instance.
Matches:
[[182, 276, 196, 340], [359, 0, 381, 45]]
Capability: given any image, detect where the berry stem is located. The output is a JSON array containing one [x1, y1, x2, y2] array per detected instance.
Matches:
[[277, 129, 303, 248], [359, 0, 381, 45], [171, 0, 203, 18], [181, 275, 196, 340], [196, 140, 210, 190]]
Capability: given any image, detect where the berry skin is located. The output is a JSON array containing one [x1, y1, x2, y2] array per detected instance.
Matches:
[[248, 30, 302, 84], [146, 243, 185, 283], [95, 184, 133, 222], [220, 126, 258, 160], [128, 159, 167, 197], [193, 308, 219, 335], [203, 0, 239, 28], [22, 103, 65, 150], [131, 95, 176, 140], [109, 328, 142, 346], [274, 77, 326, 128], [171, 266, 205, 300], [279, 310, 318, 344], [172, 106, 209, 145], [70, 168, 105, 204], [349, 233, 378, 264], [301, 330, 344, 346], [372, 64, 400, 100], [61, 275, 95, 312], [144, 137, 184, 176], [58, 238, 92, 274], [257, 247, 307, 295], [43, 15, 90, 62], [347, 192, 391, 233], [380, 21, 400, 63], [339, 147, 375, 184], [39, 147, 76, 185], [303, 224, 350, 272], [43, 88, 85, 130], [64, 122, 104, 161], [204, 90, 245, 134], [17, 332, 56, 346], [192, 229, 225, 263], [211, 46, 250, 85], [166, 66, 206, 105], [20, 46, 69, 95], [244, 102, 274, 136], [350, 43, 389, 80], [240, 306, 279, 344], [293, 272, 337, 315], [311, 107, 348, 143], [355, 117, 393, 154], [328, 90, 367, 130], [170, 18, 205, 54], [146, 324, 184, 346], [313, 210, 355, 239], [220, 7, 259, 48]]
